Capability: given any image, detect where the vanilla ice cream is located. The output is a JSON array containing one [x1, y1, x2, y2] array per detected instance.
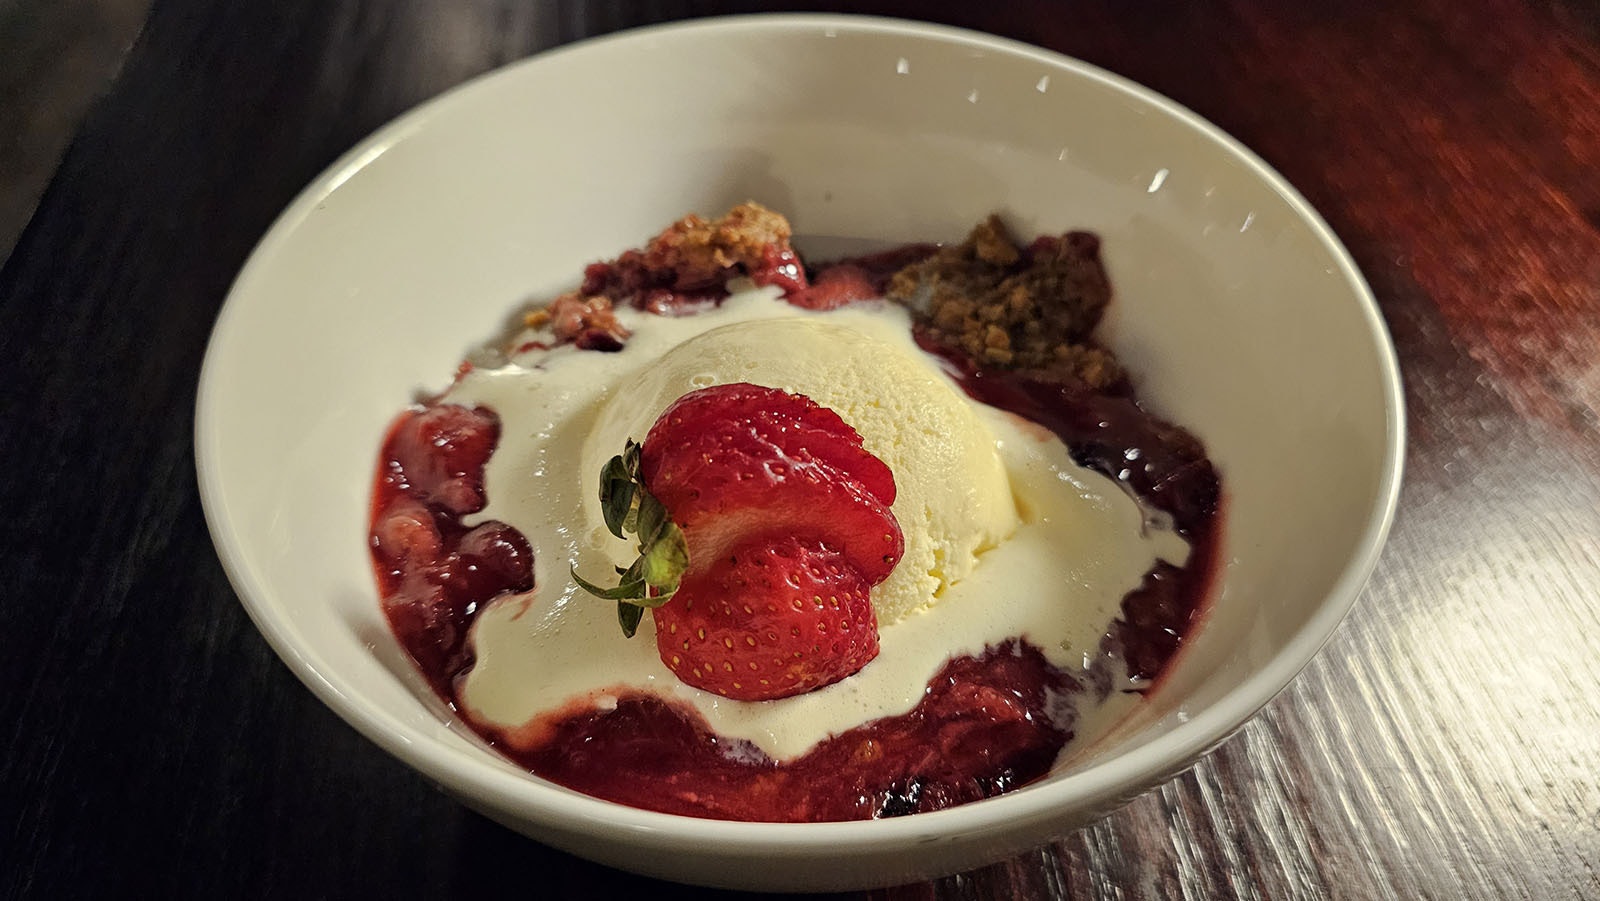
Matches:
[[582, 317, 1019, 625], [436, 286, 1188, 761]]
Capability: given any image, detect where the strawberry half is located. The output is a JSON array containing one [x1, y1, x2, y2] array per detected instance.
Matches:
[[572, 383, 904, 700], [655, 536, 879, 700]]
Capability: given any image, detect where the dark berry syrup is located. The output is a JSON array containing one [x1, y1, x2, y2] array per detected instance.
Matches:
[[369, 404, 533, 699], [368, 251, 1221, 823]]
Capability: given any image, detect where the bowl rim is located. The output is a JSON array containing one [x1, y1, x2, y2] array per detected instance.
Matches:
[[195, 11, 1405, 854]]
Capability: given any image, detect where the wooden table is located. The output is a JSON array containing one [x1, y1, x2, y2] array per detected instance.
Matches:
[[4, 1, 1598, 897]]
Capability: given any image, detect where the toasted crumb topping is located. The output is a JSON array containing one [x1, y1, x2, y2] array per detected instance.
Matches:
[[519, 207, 1123, 386], [521, 202, 800, 348], [525, 292, 629, 351], [887, 215, 1123, 388], [643, 201, 793, 290]]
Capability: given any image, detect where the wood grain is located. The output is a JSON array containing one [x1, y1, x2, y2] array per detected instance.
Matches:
[[0, 0, 152, 268], [3, 1, 1599, 898]]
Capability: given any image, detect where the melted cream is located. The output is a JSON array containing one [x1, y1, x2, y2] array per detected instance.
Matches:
[[448, 288, 1186, 761]]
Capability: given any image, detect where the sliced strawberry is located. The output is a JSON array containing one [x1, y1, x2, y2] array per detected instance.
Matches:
[[642, 409, 901, 583], [644, 382, 895, 505], [574, 383, 903, 701], [647, 382, 855, 444], [653, 537, 879, 700]]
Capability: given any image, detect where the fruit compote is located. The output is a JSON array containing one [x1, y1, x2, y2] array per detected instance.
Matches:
[[368, 205, 1221, 822]]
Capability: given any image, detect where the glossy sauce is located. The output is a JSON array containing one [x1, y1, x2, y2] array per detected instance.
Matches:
[[368, 251, 1221, 822]]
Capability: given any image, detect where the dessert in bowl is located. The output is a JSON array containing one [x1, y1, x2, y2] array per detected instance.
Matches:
[[195, 15, 1403, 891], [371, 203, 1219, 821]]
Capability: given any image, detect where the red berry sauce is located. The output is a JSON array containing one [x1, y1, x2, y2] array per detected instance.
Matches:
[[370, 404, 533, 700], [485, 639, 1076, 822], [368, 246, 1222, 823]]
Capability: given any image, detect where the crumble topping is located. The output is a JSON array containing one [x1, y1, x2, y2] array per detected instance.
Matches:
[[520, 205, 1125, 391], [523, 202, 799, 341], [886, 215, 1124, 389], [642, 201, 793, 291], [525, 293, 629, 351]]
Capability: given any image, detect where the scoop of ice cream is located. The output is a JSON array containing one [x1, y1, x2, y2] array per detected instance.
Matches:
[[582, 315, 1019, 625]]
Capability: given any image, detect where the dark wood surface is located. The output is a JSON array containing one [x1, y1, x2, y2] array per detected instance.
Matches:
[[4, 1, 1599, 897]]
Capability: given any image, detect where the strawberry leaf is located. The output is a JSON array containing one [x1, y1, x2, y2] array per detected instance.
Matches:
[[572, 438, 690, 636], [598, 452, 637, 539], [617, 602, 645, 638], [640, 521, 687, 590], [570, 566, 646, 601], [635, 490, 669, 545]]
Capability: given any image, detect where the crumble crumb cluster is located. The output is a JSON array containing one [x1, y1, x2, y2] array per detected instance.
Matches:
[[521, 204, 1127, 391], [525, 293, 628, 350], [643, 202, 793, 290], [885, 215, 1124, 389], [523, 202, 797, 348]]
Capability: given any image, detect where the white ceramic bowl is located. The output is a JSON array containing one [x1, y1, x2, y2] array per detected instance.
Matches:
[[196, 14, 1403, 892]]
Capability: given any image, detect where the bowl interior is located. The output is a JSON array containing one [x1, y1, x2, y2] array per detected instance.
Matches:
[[197, 15, 1401, 890]]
